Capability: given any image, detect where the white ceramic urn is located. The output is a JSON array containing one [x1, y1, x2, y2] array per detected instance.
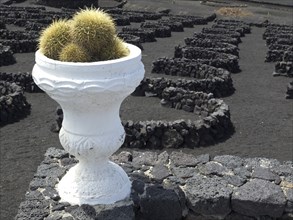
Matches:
[[32, 44, 144, 205]]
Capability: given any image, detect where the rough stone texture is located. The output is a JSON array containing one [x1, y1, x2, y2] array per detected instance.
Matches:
[[135, 75, 234, 99], [232, 179, 286, 218], [170, 166, 197, 180], [193, 32, 240, 45], [213, 155, 244, 169], [118, 33, 143, 50], [149, 164, 170, 182], [161, 129, 184, 148], [198, 161, 231, 176], [169, 151, 199, 167], [45, 148, 69, 159], [66, 204, 96, 220], [139, 185, 182, 220], [185, 37, 239, 56], [95, 203, 134, 220], [274, 61, 293, 78], [121, 27, 156, 43], [15, 148, 292, 220], [140, 22, 172, 38], [35, 0, 98, 9], [252, 166, 281, 184], [214, 21, 251, 34], [174, 46, 240, 73], [283, 188, 293, 213], [0, 72, 41, 92], [184, 175, 233, 218], [0, 44, 15, 66], [34, 163, 66, 179], [263, 24, 293, 79], [0, 29, 38, 53], [202, 27, 242, 40], [0, 81, 31, 125]]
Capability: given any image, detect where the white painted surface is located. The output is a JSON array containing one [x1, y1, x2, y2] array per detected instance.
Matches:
[[32, 44, 144, 205]]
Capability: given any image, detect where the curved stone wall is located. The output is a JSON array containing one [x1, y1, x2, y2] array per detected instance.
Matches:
[[184, 38, 239, 56], [263, 24, 293, 78], [0, 72, 41, 92], [35, 0, 98, 9], [112, 14, 131, 26], [194, 32, 240, 45], [0, 81, 31, 125], [51, 88, 233, 148], [0, 39, 37, 53], [0, 44, 15, 67], [286, 81, 293, 99], [202, 27, 242, 40], [168, 14, 210, 25], [0, 21, 6, 29], [212, 24, 246, 37], [121, 27, 156, 43], [140, 22, 172, 38], [135, 76, 234, 98], [15, 147, 293, 220], [0, 29, 38, 53], [215, 19, 251, 33], [123, 89, 233, 149], [151, 59, 234, 96], [174, 46, 240, 73], [123, 12, 145, 23]]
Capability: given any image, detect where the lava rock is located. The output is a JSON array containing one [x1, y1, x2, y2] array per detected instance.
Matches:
[[184, 175, 232, 218], [232, 179, 286, 218], [213, 155, 244, 169], [169, 151, 199, 167], [67, 204, 96, 220], [45, 148, 69, 159], [149, 164, 171, 182], [34, 163, 66, 179], [140, 184, 182, 220], [162, 129, 184, 148], [252, 166, 281, 184], [198, 161, 231, 176]]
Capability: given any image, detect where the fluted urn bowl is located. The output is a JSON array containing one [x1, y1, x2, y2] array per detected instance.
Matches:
[[32, 43, 145, 205]]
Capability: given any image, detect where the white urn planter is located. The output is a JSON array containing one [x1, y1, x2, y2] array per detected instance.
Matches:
[[32, 43, 144, 205]]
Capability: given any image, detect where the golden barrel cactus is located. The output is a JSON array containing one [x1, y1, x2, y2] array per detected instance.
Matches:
[[38, 8, 129, 62]]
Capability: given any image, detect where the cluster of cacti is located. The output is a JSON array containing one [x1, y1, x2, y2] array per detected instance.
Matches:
[[38, 8, 130, 62]]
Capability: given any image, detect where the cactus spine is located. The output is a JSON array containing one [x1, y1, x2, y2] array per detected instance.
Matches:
[[98, 36, 130, 61], [38, 8, 130, 62], [38, 20, 71, 60], [71, 8, 116, 55], [59, 43, 92, 62]]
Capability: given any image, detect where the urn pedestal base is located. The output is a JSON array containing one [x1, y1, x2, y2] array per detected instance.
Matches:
[[58, 161, 131, 205]]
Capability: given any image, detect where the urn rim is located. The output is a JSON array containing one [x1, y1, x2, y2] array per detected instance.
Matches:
[[35, 43, 141, 70]]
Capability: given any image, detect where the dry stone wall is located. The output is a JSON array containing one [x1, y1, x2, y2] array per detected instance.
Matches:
[[0, 72, 41, 92], [193, 32, 240, 45], [15, 148, 293, 220], [135, 74, 234, 98], [184, 38, 239, 56], [0, 81, 30, 125], [174, 46, 240, 73], [0, 44, 15, 66], [286, 81, 293, 99], [263, 24, 293, 77], [52, 88, 233, 149]]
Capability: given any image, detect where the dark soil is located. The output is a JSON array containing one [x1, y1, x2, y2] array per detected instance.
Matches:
[[0, 0, 292, 219]]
